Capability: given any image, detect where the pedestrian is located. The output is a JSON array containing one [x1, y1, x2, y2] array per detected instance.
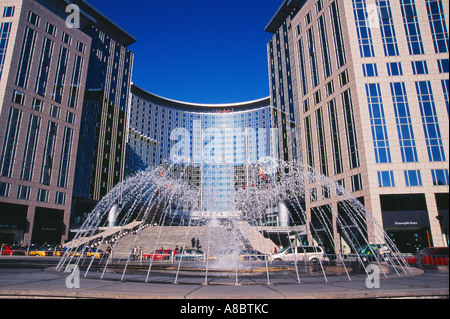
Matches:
[[196, 237, 200, 249], [191, 237, 196, 248], [175, 245, 179, 252]]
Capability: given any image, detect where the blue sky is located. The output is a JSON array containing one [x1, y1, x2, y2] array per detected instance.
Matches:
[[88, 0, 282, 104]]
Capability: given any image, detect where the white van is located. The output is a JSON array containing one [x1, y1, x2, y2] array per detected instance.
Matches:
[[270, 246, 329, 263]]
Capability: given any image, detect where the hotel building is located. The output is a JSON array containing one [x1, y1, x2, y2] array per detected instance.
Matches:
[[266, 0, 449, 252], [126, 84, 274, 218], [0, 0, 134, 244]]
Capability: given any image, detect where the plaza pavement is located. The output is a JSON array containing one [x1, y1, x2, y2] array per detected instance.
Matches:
[[0, 256, 447, 300]]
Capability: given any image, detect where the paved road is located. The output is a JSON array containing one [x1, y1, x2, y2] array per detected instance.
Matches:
[[0, 256, 447, 300]]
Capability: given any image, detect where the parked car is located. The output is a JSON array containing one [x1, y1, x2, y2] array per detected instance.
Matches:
[[34, 246, 53, 257], [25, 245, 41, 256], [67, 246, 101, 258], [32, 245, 64, 257], [239, 249, 267, 261], [175, 249, 204, 261], [83, 248, 104, 259], [143, 249, 178, 261], [270, 246, 329, 263], [404, 247, 449, 266], [1, 244, 22, 256], [358, 244, 391, 261]]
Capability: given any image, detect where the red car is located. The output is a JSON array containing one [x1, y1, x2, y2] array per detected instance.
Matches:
[[143, 249, 178, 261], [1, 245, 25, 256], [404, 247, 449, 266]]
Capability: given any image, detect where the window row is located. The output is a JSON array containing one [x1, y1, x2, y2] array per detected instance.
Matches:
[[377, 169, 449, 187], [364, 81, 446, 164], [11, 90, 76, 124], [352, 0, 448, 57], [0, 182, 67, 205], [0, 107, 74, 189]]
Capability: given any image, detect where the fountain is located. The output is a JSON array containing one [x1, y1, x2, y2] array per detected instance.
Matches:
[[57, 160, 412, 285]]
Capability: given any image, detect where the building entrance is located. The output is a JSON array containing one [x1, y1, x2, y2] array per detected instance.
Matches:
[[387, 228, 431, 253]]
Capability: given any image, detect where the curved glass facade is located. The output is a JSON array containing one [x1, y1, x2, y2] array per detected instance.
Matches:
[[126, 84, 275, 213]]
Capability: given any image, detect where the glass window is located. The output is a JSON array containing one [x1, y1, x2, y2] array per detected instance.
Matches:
[[66, 112, 76, 124], [2, 6, 15, 17], [49, 104, 60, 119], [37, 189, 49, 203], [307, 27, 320, 88], [35, 37, 55, 97], [437, 59, 449, 73], [400, 0, 425, 55], [363, 63, 378, 77], [12, 90, 26, 105], [297, 38, 308, 96], [387, 62, 403, 76], [352, 0, 375, 57], [342, 89, 360, 169], [15, 27, 37, 89], [431, 169, 449, 185], [26, 11, 40, 27], [351, 174, 362, 192], [52, 46, 69, 103], [390, 82, 418, 163], [378, 171, 395, 187], [20, 114, 41, 182], [366, 83, 391, 163], [0, 22, 12, 81], [330, 1, 347, 68], [40, 122, 58, 185], [328, 99, 343, 175], [442, 79, 449, 115], [316, 0, 324, 13], [316, 108, 328, 176], [61, 32, 72, 45], [304, 116, 314, 168], [15, 26, 37, 89], [325, 80, 334, 96], [57, 127, 74, 188], [0, 108, 22, 177], [376, 0, 400, 56], [336, 179, 345, 195], [55, 192, 66, 205], [425, 0, 449, 53], [404, 170, 422, 186], [76, 41, 85, 54], [339, 69, 349, 87], [45, 22, 56, 37], [318, 15, 332, 79], [412, 60, 429, 74], [31, 98, 43, 112], [17, 185, 31, 200], [415, 81, 446, 162], [303, 98, 310, 113], [68, 55, 84, 109], [0, 182, 10, 197]]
